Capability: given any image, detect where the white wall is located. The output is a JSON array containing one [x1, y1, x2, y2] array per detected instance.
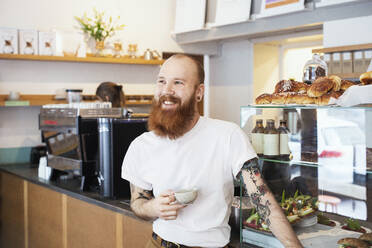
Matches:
[[0, 0, 181, 149], [0, 0, 182, 95], [0, 0, 181, 55], [209, 40, 253, 125], [253, 44, 279, 98], [0, 107, 42, 148], [323, 15, 372, 47], [0, 60, 160, 95]]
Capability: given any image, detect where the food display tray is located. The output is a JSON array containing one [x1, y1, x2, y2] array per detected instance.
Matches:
[[242, 221, 371, 248]]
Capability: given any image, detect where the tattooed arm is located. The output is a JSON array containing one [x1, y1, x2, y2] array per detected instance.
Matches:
[[129, 183, 185, 221], [237, 158, 303, 248]]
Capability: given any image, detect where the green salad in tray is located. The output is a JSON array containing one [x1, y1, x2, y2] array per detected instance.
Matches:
[[280, 190, 318, 224], [243, 208, 271, 232], [341, 218, 367, 234], [317, 213, 336, 227], [243, 190, 318, 232]]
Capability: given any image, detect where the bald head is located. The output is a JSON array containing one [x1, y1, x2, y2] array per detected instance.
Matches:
[[165, 54, 204, 85]]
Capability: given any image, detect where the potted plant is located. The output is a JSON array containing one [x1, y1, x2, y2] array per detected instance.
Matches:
[[75, 9, 125, 56]]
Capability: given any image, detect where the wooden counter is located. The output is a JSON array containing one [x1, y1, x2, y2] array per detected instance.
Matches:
[[0, 166, 152, 248], [0, 164, 240, 248]]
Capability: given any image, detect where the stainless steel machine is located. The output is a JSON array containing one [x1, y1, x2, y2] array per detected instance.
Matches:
[[39, 105, 147, 199]]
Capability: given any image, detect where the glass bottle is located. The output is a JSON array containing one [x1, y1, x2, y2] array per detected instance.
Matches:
[[251, 119, 264, 156], [278, 120, 290, 161], [263, 119, 279, 158], [303, 53, 328, 84], [262, 119, 281, 197]]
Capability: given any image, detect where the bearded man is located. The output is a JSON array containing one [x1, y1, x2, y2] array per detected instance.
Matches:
[[121, 54, 303, 248]]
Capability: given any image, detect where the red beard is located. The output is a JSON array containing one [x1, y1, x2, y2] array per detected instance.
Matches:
[[148, 93, 197, 139]]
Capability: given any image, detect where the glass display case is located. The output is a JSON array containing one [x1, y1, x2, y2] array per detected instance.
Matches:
[[239, 105, 372, 248]]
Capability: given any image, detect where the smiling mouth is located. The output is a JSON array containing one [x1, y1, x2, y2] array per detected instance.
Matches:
[[159, 96, 181, 109], [163, 100, 176, 105], [162, 100, 178, 109]]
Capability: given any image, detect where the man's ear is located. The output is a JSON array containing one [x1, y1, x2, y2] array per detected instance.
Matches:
[[196, 84, 204, 102]]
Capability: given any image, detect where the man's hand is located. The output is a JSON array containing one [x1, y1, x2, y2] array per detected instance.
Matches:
[[148, 190, 185, 220], [130, 185, 185, 221]]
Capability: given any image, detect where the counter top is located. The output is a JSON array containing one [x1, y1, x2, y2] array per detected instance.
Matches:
[[0, 163, 137, 219], [0, 163, 244, 247]]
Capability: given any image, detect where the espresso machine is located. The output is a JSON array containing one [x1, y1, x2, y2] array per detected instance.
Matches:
[[39, 105, 147, 199]]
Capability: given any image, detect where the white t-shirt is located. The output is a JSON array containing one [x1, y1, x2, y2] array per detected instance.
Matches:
[[122, 116, 256, 247]]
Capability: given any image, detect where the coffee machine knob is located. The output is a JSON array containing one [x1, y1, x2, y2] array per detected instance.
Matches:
[[98, 172, 104, 186]]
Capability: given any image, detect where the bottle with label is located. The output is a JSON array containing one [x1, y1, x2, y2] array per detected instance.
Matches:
[[262, 119, 289, 197], [262, 119, 282, 197], [263, 119, 279, 158], [278, 120, 290, 161], [251, 119, 264, 156]]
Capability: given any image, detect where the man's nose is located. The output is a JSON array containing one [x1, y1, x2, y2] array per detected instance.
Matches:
[[163, 82, 175, 95]]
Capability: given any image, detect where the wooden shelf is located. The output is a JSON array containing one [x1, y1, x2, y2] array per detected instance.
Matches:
[[312, 43, 372, 54], [125, 94, 153, 105], [0, 94, 154, 107], [0, 54, 164, 65], [330, 73, 361, 79]]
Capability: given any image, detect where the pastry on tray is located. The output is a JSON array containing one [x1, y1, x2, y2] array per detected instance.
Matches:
[[360, 71, 372, 85], [341, 79, 356, 91], [307, 77, 335, 97], [329, 75, 342, 91], [315, 91, 343, 105], [254, 74, 362, 106], [271, 93, 289, 104], [286, 93, 315, 104], [255, 93, 272, 104], [274, 79, 308, 94], [359, 233, 372, 246], [337, 238, 369, 248]]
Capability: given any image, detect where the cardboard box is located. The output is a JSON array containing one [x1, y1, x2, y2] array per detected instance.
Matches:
[[38, 31, 56, 56], [19, 29, 38, 55], [364, 50, 372, 72], [342, 52, 352, 74], [331, 53, 342, 74], [353, 51, 364, 73], [0, 27, 18, 54]]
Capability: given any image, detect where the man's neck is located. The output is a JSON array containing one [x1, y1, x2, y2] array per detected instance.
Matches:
[[184, 113, 200, 134]]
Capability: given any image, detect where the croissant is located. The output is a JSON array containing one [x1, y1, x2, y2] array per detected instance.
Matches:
[[307, 77, 334, 97], [360, 71, 372, 85], [255, 93, 272, 104]]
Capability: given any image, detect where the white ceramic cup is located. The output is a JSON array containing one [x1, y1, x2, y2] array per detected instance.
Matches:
[[8, 91, 20, 100], [174, 188, 198, 205]]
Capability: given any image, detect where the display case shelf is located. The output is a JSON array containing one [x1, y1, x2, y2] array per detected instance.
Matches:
[[259, 157, 372, 175], [240, 104, 372, 247], [241, 104, 372, 109], [0, 54, 164, 65]]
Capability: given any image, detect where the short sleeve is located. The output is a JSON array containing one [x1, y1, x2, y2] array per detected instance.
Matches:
[[121, 140, 152, 190], [228, 126, 257, 177]]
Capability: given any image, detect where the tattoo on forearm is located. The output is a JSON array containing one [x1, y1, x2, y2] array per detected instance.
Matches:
[[137, 191, 152, 201], [238, 158, 272, 227], [130, 183, 153, 205]]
